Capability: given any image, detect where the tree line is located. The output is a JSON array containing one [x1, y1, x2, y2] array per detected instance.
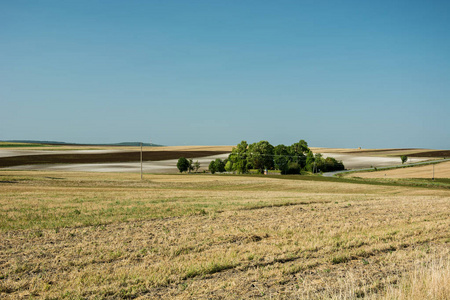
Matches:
[[176, 158, 200, 173], [177, 140, 345, 174], [225, 140, 344, 174]]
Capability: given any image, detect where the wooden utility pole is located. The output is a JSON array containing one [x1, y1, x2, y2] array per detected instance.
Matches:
[[140, 142, 143, 180]]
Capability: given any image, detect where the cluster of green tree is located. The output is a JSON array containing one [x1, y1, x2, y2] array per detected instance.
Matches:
[[208, 158, 225, 174], [225, 140, 345, 174], [176, 158, 200, 173]]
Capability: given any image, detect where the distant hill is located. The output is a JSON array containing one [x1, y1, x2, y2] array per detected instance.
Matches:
[[2, 140, 163, 147]]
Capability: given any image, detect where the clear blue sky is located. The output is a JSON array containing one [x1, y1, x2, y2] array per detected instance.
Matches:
[[1, 1, 449, 148]]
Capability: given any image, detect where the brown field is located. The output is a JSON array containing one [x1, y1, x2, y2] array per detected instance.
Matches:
[[348, 161, 450, 179], [0, 171, 449, 299], [407, 150, 450, 158]]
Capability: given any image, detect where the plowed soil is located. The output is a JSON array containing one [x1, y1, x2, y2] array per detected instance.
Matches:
[[407, 150, 450, 158]]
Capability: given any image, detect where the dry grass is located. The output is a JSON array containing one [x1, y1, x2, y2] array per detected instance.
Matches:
[[381, 253, 449, 300], [0, 170, 449, 299]]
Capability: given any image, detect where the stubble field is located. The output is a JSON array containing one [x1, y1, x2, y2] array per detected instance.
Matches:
[[0, 171, 449, 299], [347, 161, 450, 179]]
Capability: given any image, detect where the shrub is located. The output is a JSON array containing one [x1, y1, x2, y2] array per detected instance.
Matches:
[[214, 159, 225, 173], [209, 161, 217, 174], [224, 161, 233, 172], [285, 162, 301, 175], [177, 157, 190, 173], [400, 155, 408, 164]]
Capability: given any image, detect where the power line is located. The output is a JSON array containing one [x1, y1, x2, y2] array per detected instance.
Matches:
[[227, 152, 328, 159]]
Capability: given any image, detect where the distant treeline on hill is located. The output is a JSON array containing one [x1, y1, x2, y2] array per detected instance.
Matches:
[[2, 140, 162, 147], [222, 140, 344, 174]]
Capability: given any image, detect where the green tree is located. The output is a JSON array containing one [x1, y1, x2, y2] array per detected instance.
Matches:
[[400, 155, 408, 164], [290, 139, 309, 155], [209, 160, 217, 174], [323, 157, 344, 172], [188, 159, 194, 173], [285, 162, 301, 174], [305, 151, 315, 172], [288, 140, 309, 168], [228, 141, 249, 174], [313, 153, 328, 173], [224, 160, 233, 172], [194, 160, 201, 172], [215, 158, 225, 173], [274, 144, 290, 174], [177, 157, 190, 173], [248, 141, 274, 173]]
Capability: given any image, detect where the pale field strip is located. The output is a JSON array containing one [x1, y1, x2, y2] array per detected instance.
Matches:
[[350, 161, 450, 179], [0, 145, 234, 156], [310, 147, 436, 156], [319, 153, 428, 170], [0, 171, 449, 299], [312, 148, 437, 169], [2, 153, 231, 173]]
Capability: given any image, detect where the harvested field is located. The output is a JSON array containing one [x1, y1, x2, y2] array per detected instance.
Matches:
[[319, 153, 427, 170], [311, 148, 432, 156], [0, 150, 230, 168], [0, 171, 449, 299], [340, 149, 424, 155], [313, 148, 449, 158], [311, 148, 440, 170], [348, 161, 450, 179], [312, 148, 414, 155], [3, 154, 230, 174]]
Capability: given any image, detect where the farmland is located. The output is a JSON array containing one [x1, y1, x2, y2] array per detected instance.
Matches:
[[0, 146, 232, 168], [347, 161, 450, 179], [1, 170, 449, 299], [1, 145, 447, 174]]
